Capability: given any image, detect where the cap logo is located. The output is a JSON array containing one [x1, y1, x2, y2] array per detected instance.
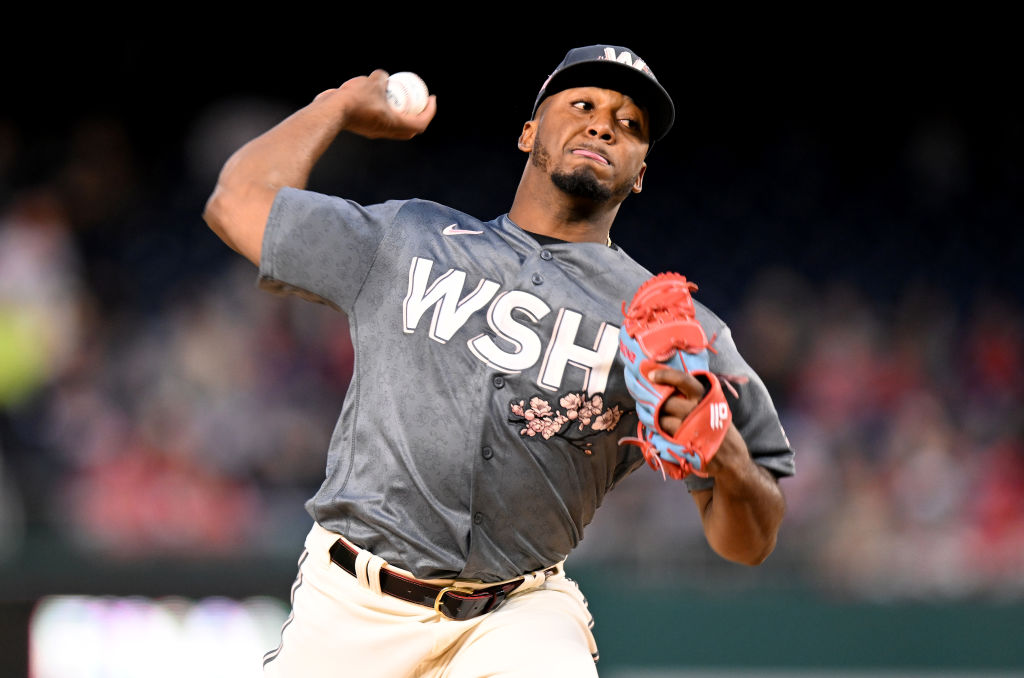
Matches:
[[600, 47, 652, 77]]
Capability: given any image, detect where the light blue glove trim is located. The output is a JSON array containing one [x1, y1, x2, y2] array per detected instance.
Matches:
[[619, 326, 710, 469]]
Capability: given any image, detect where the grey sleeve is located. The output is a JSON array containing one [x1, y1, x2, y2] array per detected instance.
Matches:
[[257, 187, 404, 314], [684, 309, 796, 492]]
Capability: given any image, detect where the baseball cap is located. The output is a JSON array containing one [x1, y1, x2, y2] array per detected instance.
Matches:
[[532, 45, 676, 144]]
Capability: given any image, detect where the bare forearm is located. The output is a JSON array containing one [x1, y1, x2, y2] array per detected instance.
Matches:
[[202, 90, 353, 264], [222, 90, 355, 192], [202, 70, 436, 265], [693, 426, 785, 565]]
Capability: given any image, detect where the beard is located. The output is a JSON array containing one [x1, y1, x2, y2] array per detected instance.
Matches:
[[531, 137, 637, 203], [551, 167, 614, 202]]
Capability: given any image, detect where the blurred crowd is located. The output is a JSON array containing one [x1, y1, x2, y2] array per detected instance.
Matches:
[[576, 268, 1024, 601], [0, 91, 1021, 604]]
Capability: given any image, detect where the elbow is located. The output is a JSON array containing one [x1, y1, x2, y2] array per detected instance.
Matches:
[[737, 512, 784, 566], [201, 183, 265, 265], [741, 535, 777, 566], [703, 500, 783, 566], [711, 533, 777, 567], [741, 523, 781, 566], [203, 186, 231, 242]]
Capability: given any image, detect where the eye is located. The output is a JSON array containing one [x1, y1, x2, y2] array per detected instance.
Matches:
[[572, 100, 592, 111], [619, 110, 647, 136]]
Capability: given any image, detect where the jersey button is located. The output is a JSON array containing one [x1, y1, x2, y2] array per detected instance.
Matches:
[[539, 249, 553, 261], [492, 376, 505, 389], [473, 512, 484, 525], [531, 273, 544, 285], [481, 446, 494, 460]]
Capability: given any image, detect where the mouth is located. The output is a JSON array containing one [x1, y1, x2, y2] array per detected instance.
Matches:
[[571, 148, 610, 166]]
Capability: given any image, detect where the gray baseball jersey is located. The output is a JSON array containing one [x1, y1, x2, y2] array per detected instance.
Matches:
[[258, 187, 795, 582]]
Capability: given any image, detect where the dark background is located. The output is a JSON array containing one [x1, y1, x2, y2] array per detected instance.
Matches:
[[2, 17, 1023, 675], [7, 23, 1022, 312]]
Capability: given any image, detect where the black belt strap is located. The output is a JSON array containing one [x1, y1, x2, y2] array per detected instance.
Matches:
[[328, 539, 555, 621]]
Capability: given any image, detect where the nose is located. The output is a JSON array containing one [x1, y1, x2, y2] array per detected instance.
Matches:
[[587, 110, 615, 142]]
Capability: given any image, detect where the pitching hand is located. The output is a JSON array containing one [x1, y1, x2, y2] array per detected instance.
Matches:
[[317, 69, 437, 140]]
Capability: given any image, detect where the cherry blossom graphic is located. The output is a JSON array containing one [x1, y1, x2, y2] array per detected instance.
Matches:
[[509, 391, 629, 452], [592, 406, 623, 431]]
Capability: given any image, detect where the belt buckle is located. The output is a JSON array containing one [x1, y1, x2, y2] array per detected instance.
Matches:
[[433, 585, 476, 620]]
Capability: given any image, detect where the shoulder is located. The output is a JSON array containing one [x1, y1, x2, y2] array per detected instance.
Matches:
[[273, 189, 464, 223], [393, 198, 482, 224], [269, 188, 411, 227], [594, 245, 657, 298], [270, 192, 495, 245], [613, 247, 656, 280], [693, 299, 729, 338], [693, 300, 747, 378]]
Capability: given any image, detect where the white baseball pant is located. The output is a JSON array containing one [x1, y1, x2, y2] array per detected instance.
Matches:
[[262, 523, 599, 677]]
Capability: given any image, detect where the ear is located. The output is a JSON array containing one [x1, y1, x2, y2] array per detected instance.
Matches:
[[632, 162, 647, 194], [518, 120, 536, 153]]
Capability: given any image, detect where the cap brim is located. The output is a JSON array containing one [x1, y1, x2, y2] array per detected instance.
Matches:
[[533, 60, 675, 143]]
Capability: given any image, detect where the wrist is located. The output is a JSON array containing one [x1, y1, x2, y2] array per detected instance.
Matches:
[[705, 425, 755, 483], [311, 88, 355, 132]]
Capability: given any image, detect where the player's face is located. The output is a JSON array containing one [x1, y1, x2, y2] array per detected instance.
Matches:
[[519, 87, 649, 203]]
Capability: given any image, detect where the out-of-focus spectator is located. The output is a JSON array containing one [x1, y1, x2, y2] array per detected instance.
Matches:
[[966, 437, 1024, 595], [0, 190, 83, 409], [37, 259, 350, 559]]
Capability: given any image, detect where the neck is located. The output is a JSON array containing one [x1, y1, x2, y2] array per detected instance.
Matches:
[[508, 167, 622, 244]]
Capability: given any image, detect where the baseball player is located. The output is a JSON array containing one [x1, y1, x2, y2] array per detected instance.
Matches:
[[203, 45, 794, 676]]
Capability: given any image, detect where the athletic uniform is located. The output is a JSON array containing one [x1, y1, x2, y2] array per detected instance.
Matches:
[[256, 189, 795, 676]]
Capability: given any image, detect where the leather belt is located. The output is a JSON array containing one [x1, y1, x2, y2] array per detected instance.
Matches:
[[328, 539, 557, 621]]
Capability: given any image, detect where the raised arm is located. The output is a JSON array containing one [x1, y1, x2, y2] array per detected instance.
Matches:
[[649, 368, 786, 566], [202, 70, 437, 265]]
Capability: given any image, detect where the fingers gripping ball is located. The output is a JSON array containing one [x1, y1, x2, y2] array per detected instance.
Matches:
[[618, 273, 732, 480], [386, 72, 430, 115]]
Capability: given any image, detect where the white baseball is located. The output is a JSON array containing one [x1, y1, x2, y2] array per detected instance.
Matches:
[[385, 72, 430, 115]]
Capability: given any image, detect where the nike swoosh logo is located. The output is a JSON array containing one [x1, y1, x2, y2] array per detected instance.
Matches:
[[442, 223, 484, 236]]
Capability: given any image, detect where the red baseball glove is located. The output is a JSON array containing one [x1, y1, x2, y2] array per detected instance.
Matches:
[[618, 273, 732, 479]]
